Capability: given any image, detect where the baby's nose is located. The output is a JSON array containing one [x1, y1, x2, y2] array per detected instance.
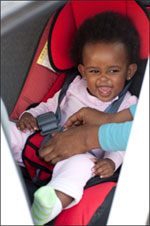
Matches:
[[98, 74, 109, 83], [101, 74, 109, 80]]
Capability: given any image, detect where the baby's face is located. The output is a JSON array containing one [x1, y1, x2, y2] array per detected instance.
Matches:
[[78, 42, 134, 102]]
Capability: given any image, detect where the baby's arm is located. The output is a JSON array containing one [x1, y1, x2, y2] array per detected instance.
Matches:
[[16, 112, 39, 133], [91, 158, 115, 178], [103, 151, 125, 172], [17, 90, 61, 133]]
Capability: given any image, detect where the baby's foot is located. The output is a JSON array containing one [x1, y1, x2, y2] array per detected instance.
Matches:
[[31, 186, 57, 225]]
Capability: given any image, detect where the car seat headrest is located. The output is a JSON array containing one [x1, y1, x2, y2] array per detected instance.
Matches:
[[48, 0, 149, 72]]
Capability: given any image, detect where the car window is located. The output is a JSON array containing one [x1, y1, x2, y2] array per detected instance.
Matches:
[[1, 1, 31, 18]]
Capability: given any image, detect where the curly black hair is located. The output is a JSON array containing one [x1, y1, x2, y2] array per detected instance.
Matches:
[[70, 11, 140, 66]]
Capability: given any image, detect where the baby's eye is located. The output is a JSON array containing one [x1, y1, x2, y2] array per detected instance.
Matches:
[[109, 69, 119, 73], [89, 69, 99, 73]]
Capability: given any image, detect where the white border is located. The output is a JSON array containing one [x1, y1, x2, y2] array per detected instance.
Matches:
[[1, 100, 33, 225]]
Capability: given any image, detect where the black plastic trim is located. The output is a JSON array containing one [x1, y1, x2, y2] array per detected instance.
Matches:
[[136, 0, 150, 19], [87, 186, 116, 226]]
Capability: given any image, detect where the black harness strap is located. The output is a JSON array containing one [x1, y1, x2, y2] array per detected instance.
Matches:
[[37, 69, 78, 147]]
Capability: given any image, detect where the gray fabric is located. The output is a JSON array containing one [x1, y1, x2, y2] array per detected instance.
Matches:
[[1, 1, 65, 116], [1, 12, 50, 116]]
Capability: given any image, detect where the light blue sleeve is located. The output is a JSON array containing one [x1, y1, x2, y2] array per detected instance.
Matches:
[[129, 104, 137, 117], [99, 104, 137, 151]]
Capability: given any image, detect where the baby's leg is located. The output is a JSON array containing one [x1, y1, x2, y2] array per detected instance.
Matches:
[[50, 153, 95, 208], [32, 153, 95, 225], [10, 121, 33, 166]]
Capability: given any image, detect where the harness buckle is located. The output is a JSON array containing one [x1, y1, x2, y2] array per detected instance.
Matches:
[[37, 112, 62, 136]]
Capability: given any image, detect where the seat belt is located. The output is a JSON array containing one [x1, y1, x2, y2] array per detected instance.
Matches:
[[37, 69, 78, 147]]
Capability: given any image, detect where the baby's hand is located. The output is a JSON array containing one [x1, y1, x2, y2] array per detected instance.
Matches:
[[16, 112, 39, 133], [91, 158, 115, 178]]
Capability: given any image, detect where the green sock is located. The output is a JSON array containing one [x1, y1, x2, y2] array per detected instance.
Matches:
[[31, 186, 61, 225]]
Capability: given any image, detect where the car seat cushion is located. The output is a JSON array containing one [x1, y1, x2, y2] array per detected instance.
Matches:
[[54, 182, 116, 225]]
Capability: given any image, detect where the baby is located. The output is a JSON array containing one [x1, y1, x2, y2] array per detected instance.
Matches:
[[10, 11, 139, 225]]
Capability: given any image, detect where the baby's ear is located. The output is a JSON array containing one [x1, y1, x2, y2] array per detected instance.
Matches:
[[126, 63, 138, 80], [78, 64, 86, 80]]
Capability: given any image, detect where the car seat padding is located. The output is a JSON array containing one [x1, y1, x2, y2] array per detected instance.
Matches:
[[54, 182, 116, 225]]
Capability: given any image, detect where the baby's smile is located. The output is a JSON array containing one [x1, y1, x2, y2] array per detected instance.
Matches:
[[97, 86, 113, 97]]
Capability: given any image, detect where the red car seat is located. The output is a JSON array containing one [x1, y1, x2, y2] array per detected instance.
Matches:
[[10, 1, 149, 225]]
